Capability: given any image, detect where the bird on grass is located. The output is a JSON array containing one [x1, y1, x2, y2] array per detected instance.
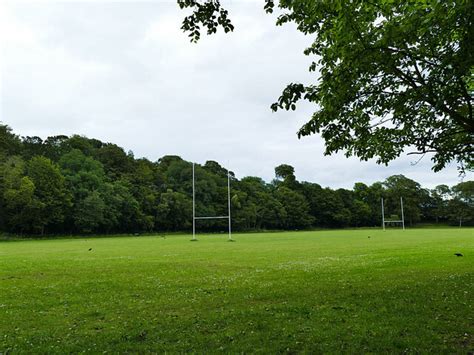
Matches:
[[88, 248, 92, 251], [454, 253, 463, 257], [368, 236, 371, 239]]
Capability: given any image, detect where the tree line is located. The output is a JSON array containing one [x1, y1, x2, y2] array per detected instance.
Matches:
[[0, 124, 472, 236]]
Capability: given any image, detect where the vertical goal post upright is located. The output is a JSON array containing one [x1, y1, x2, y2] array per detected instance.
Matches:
[[191, 162, 233, 241], [381, 197, 405, 231]]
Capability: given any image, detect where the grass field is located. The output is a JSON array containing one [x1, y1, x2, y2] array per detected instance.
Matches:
[[1, 228, 473, 353]]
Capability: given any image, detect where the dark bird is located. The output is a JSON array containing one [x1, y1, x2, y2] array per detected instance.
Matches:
[[454, 253, 463, 257], [368, 236, 371, 239], [88, 248, 92, 251]]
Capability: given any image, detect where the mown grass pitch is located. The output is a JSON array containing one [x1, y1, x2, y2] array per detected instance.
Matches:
[[1, 228, 473, 353]]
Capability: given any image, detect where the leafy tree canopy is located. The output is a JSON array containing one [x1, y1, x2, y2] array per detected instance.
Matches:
[[178, 0, 474, 172]]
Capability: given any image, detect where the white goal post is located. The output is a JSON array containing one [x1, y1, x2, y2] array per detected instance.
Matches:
[[381, 197, 405, 231], [192, 163, 232, 241]]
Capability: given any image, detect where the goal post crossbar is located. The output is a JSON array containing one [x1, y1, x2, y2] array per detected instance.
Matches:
[[194, 216, 229, 220], [192, 162, 232, 241]]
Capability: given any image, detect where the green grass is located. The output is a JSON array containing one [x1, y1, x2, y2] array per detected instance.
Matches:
[[1, 229, 473, 353]]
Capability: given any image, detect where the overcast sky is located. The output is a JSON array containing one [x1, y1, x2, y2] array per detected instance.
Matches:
[[1, 0, 471, 188]]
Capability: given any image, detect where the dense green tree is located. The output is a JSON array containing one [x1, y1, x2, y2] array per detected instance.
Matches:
[[94, 143, 134, 179], [3, 177, 40, 233], [64, 135, 103, 157], [159, 157, 193, 193], [448, 181, 474, 226], [336, 188, 357, 224], [0, 124, 21, 160], [26, 156, 70, 234], [0, 126, 22, 229], [239, 177, 286, 229], [427, 185, 451, 223], [351, 199, 372, 227], [204, 160, 229, 178], [230, 191, 259, 230], [22, 136, 45, 159], [156, 189, 192, 231], [192, 163, 230, 220], [275, 164, 295, 181], [274, 164, 298, 190], [446, 198, 473, 227], [59, 149, 106, 195], [1, 157, 43, 233], [366, 182, 386, 226], [127, 158, 163, 231], [239, 176, 268, 196], [43, 135, 69, 161], [99, 181, 142, 232], [301, 184, 348, 227], [274, 186, 313, 229], [353, 183, 370, 203], [256, 194, 287, 230], [300, 182, 323, 226], [59, 149, 107, 233], [74, 191, 106, 233], [157, 155, 185, 174], [452, 181, 474, 205]]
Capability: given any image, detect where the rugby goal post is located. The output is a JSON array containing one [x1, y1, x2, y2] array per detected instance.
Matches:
[[192, 163, 233, 241], [381, 197, 405, 231]]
